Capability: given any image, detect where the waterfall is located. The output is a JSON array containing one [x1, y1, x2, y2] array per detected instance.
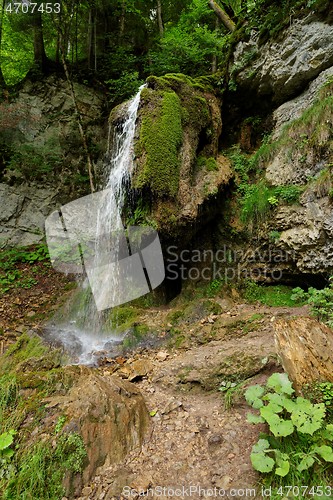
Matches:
[[44, 85, 146, 365]]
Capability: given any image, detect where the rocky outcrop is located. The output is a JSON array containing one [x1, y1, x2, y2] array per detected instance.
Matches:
[[49, 368, 150, 490], [110, 74, 233, 240], [0, 75, 106, 247], [271, 193, 333, 274], [234, 17, 333, 104], [272, 66, 333, 139], [274, 317, 333, 392], [0, 182, 59, 246]]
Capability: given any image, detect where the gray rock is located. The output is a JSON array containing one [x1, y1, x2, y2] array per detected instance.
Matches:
[[235, 17, 333, 104], [0, 182, 58, 247], [0, 75, 106, 247], [272, 66, 333, 138]]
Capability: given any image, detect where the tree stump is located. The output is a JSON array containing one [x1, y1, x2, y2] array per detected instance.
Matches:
[[274, 317, 333, 392]]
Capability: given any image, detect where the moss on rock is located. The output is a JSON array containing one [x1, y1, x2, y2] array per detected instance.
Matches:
[[134, 90, 183, 197]]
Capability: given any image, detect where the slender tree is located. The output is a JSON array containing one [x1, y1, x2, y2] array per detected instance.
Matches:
[[157, 0, 164, 35], [32, 9, 48, 71], [208, 0, 236, 31], [0, 0, 6, 85]]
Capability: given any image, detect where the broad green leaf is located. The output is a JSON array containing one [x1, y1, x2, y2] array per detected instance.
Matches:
[[274, 450, 290, 476], [291, 399, 325, 435], [297, 455, 315, 471], [250, 452, 275, 473], [321, 424, 333, 440], [275, 460, 290, 476], [0, 432, 14, 451], [313, 445, 333, 462], [266, 373, 294, 395], [269, 417, 294, 437], [247, 412, 265, 424], [252, 439, 270, 453], [1, 448, 14, 458], [245, 385, 265, 409]]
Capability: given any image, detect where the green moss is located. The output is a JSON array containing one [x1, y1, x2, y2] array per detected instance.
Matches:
[[102, 305, 140, 333], [134, 90, 183, 197], [196, 155, 218, 172]]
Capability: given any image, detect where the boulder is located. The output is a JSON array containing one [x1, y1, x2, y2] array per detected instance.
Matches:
[[274, 317, 333, 392], [109, 74, 232, 241], [44, 367, 150, 492]]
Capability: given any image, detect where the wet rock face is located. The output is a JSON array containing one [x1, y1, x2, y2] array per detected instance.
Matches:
[[234, 18, 333, 104], [110, 74, 233, 241]]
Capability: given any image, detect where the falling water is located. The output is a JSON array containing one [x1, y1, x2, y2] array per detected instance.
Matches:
[[44, 85, 145, 364]]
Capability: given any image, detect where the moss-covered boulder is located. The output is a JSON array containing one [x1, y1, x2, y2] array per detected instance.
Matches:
[[110, 73, 232, 240]]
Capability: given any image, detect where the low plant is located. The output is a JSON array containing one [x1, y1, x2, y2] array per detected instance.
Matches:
[[206, 279, 224, 297], [219, 379, 247, 409], [246, 373, 333, 487], [0, 430, 17, 480], [291, 283, 333, 327], [303, 382, 333, 423], [244, 281, 299, 307]]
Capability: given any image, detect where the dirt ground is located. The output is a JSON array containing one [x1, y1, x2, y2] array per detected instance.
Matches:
[[76, 303, 310, 500]]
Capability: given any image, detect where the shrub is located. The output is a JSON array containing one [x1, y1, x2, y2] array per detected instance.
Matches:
[[291, 283, 333, 328], [246, 373, 333, 488]]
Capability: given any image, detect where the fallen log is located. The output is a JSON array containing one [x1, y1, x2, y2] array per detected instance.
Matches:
[[274, 317, 333, 393]]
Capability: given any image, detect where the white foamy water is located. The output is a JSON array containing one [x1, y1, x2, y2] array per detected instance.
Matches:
[[46, 86, 145, 365]]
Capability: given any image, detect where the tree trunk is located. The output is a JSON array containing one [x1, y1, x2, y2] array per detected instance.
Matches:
[[212, 17, 219, 73], [274, 317, 333, 393], [60, 36, 95, 193], [88, 9, 93, 69], [208, 0, 236, 32], [0, 0, 6, 86], [33, 11, 48, 71], [119, 0, 125, 39], [157, 0, 164, 36]]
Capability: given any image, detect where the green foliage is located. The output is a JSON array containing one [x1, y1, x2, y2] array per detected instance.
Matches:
[[273, 185, 303, 204], [196, 155, 218, 172], [149, 0, 225, 76], [291, 283, 333, 327], [303, 382, 333, 424], [246, 373, 333, 486], [0, 429, 16, 481], [106, 71, 144, 107], [135, 90, 183, 197], [0, 245, 49, 295], [4, 430, 86, 499], [244, 282, 303, 307], [0, 335, 86, 499], [206, 279, 224, 297], [5, 142, 63, 181], [219, 379, 247, 409], [269, 231, 281, 242]]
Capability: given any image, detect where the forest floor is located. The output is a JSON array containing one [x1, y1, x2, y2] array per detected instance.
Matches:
[[82, 302, 308, 500], [0, 263, 310, 500]]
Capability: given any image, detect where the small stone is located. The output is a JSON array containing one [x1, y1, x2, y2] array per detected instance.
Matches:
[[82, 487, 93, 496], [156, 351, 169, 361], [161, 397, 182, 415], [26, 311, 36, 317], [216, 475, 232, 489], [130, 473, 153, 492]]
